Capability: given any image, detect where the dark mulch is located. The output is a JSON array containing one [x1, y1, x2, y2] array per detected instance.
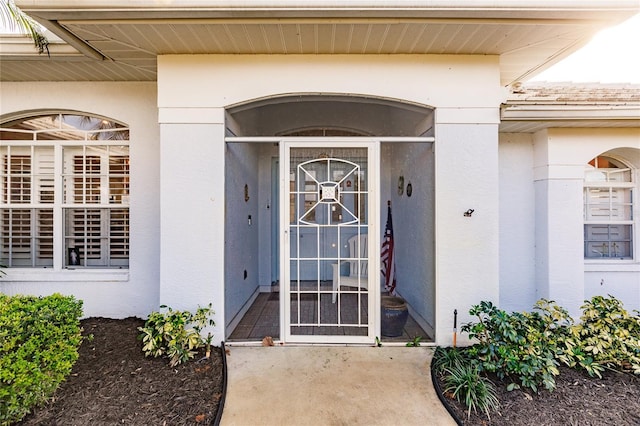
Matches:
[[17, 317, 640, 426], [436, 365, 640, 426], [18, 317, 224, 426]]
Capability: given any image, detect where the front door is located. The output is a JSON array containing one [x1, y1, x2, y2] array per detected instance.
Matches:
[[281, 141, 379, 343]]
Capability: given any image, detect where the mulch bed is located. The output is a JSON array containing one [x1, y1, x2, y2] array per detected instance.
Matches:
[[436, 365, 640, 426], [18, 317, 224, 426], [16, 317, 640, 426]]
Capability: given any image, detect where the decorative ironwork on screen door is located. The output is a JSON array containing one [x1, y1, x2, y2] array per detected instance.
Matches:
[[287, 148, 370, 340]]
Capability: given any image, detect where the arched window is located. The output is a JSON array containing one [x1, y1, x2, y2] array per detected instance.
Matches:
[[584, 156, 634, 260], [1, 113, 129, 268]]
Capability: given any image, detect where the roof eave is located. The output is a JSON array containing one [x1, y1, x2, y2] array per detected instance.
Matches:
[[501, 104, 640, 122], [15, 0, 640, 20]]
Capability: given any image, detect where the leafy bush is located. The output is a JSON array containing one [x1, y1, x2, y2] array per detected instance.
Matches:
[[462, 300, 569, 392], [461, 296, 640, 394], [0, 293, 83, 425], [436, 296, 639, 421], [443, 361, 500, 420], [138, 304, 215, 367], [562, 295, 640, 376], [462, 299, 572, 393]]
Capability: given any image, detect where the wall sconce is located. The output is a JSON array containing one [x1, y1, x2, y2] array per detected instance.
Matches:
[[464, 209, 474, 217]]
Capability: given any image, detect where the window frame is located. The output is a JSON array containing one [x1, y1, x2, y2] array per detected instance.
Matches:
[[583, 156, 636, 262], [1, 113, 130, 271]]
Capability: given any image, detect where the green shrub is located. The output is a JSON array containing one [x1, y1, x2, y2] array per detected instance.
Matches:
[[562, 295, 640, 376], [462, 299, 571, 393], [0, 293, 83, 425], [138, 304, 215, 367], [443, 361, 500, 420]]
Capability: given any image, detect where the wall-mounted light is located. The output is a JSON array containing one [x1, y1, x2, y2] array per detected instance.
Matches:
[[464, 209, 474, 217]]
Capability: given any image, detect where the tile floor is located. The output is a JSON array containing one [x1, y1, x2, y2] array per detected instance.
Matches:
[[227, 291, 432, 343]]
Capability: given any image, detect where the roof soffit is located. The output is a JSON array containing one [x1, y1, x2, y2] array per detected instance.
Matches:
[[4, 2, 639, 83]]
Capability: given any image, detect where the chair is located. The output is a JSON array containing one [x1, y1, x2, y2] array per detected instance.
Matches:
[[332, 234, 368, 303]]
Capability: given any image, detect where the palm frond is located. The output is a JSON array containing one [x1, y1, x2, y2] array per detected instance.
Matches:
[[1, 0, 49, 55]]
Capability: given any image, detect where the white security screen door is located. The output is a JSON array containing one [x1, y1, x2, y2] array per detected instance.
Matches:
[[281, 141, 379, 344]]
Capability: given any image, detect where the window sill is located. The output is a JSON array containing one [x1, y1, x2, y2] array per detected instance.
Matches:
[[584, 261, 640, 272], [1, 268, 130, 282]]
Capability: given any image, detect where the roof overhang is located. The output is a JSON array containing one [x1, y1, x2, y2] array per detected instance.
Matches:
[[500, 83, 640, 132], [12, 0, 640, 19], [3, 1, 638, 83], [500, 106, 640, 132]]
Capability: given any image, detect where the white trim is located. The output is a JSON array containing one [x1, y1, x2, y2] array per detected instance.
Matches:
[[54, 144, 63, 270], [20, 1, 639, 18], [2, 269, 129, 282], [279, 141, 287, 343], [227, 136, 434, 143], [0, 139, 130, 147], [501, 105, 640, 122], [584, 262, 640, 272]]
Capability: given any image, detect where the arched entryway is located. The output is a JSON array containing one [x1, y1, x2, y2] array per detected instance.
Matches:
[[224, 94, 436, 344]]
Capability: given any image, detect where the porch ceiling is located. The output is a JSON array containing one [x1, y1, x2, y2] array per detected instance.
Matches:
[[2, 2, 638, 85]]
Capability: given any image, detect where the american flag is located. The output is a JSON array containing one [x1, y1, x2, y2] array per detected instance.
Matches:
[[381, 202, 396, 295]]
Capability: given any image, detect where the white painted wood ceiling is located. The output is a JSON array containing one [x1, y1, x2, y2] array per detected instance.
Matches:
[[0, 15, 626, 84]]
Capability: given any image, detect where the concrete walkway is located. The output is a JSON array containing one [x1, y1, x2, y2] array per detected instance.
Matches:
[[220, 346, 456, 426]]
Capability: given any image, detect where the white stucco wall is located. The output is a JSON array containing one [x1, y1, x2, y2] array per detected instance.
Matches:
[[158, 119, 226, 341], [156, 53, 503, 345], [4, 62, 634, 346], [389, 142, 435, 328], [0, 82, 160, 319], [434, 123, 500, 345], [541, 128, 640, 314], [224, 142, 261, 330], [257, 144, 279, 288], [499, 133, 537, 312], [158, 54, 503, 109], [498, 127, 640, 318]]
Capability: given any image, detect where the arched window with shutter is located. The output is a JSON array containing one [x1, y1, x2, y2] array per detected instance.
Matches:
[[1, 112, 129, 268]]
